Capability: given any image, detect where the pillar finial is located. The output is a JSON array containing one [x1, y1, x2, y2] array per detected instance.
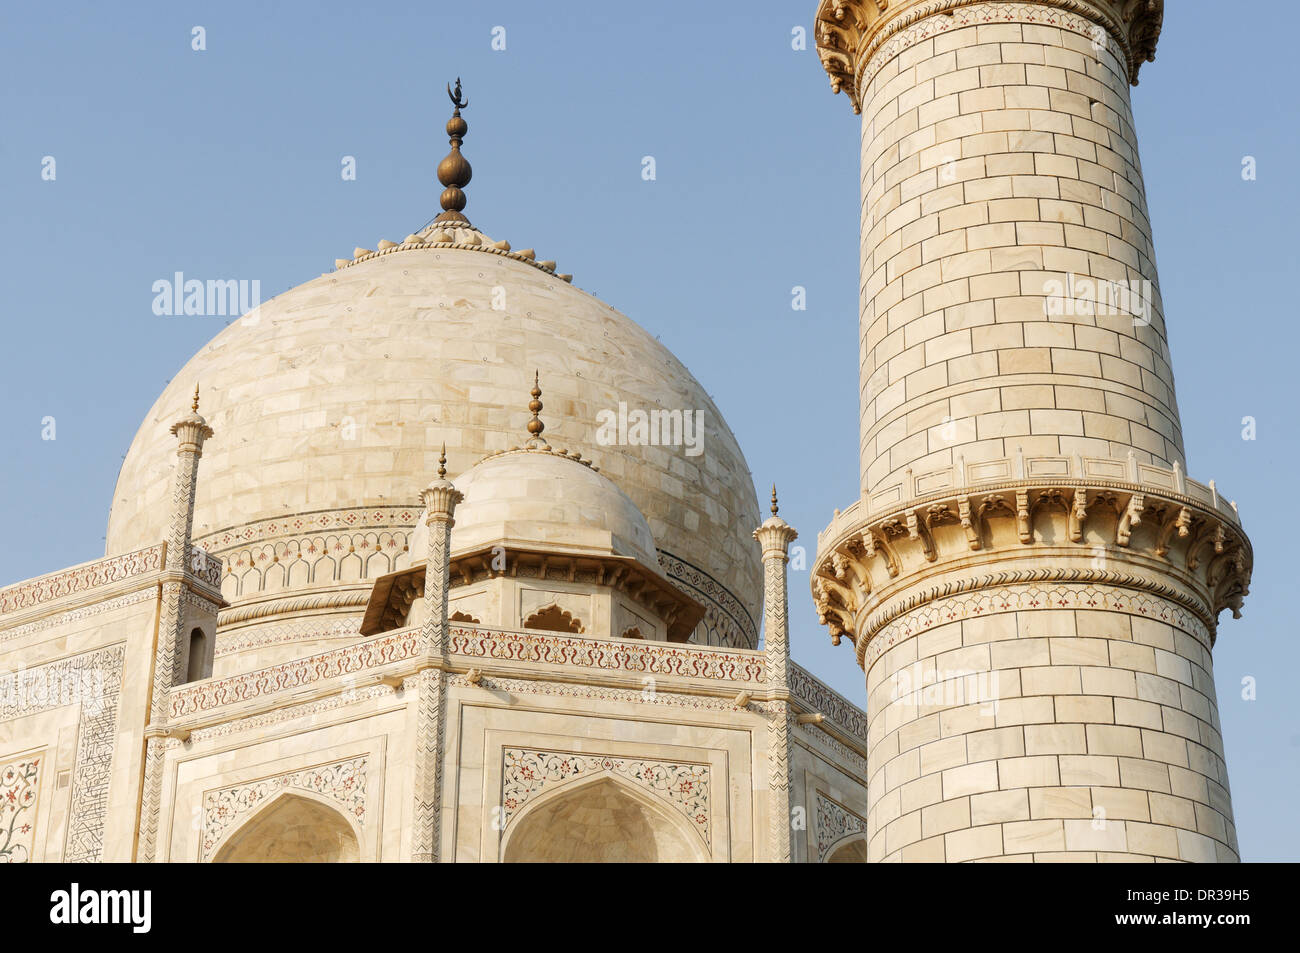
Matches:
[[437, 443, 447, 479], [192, 383, 200, 413], [771, 484, 779, 516], [524, 370, 550, 449], [434, 78, 473, 225]]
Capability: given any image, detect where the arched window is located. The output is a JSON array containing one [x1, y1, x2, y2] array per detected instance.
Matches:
[[186, 627, 209, 682], [523, 604, 583, 634]]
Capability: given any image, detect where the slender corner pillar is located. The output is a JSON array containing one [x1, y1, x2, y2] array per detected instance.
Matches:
[[812, 1, 1253, 862], [410, 451, 463, 863], [755, 488, 799, 862], [138, 387, 214, 862]]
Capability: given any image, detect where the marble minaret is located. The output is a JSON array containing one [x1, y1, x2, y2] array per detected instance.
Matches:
[[812, 0, 1253, 861]]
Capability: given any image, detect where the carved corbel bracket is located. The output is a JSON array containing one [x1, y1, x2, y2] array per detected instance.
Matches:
[[813, 574, 858, 647], [1117, 493, 1146, 546], [1154, 505, 1192, 557], [1068, 488, 1089, 543], [958, 498, 981, 551], [865, 528, 901, 578]]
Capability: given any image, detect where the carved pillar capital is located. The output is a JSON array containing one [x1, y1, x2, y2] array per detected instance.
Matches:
[[754, 515, 799, 683], [420, 479, 464, 523]]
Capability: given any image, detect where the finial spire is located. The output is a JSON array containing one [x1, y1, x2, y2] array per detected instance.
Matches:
[[771, 484, 779, 516], [192, 384, 201, 413], [437, 443, 447, 479], [434, 78, 473, 225], [524, 371, 550, 449]]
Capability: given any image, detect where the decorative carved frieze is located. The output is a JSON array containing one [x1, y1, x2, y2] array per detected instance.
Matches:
[[789, 663, 870, 743], [861, 581, 1209, 672], [214, 616, 364, 658], [0, 588, 155, 646], [658, 551, 758, 648], [815, 792, 867, 862], [195, 506, 420, 551], [500, 747, 711, 846], [200, 757, 367, 861]]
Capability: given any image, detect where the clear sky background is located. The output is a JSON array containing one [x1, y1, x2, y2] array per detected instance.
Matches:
[[1, 1, 1295, 860]]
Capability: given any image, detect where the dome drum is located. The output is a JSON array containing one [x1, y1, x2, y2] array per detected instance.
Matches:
[[360, 544, 705, 642]]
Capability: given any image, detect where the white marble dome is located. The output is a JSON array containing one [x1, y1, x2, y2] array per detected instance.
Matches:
[[413, 447, 662, 571], [106, 224, 761, 647]]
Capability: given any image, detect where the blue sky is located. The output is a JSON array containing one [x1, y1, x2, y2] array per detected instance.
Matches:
[[1, 2, 1296, 859]]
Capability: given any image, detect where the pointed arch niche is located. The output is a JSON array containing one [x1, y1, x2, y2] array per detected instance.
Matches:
[[211, 791, 360, 863], [199, 756, 370, 862], [824, 834, 868, 863], [501, 775, 706, 863]]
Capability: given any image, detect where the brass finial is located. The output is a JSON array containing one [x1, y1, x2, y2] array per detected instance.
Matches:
[[434, 78, 472, 225], [771, 484, 779, 517], [525, 371, 548, 445], [437, 443, 447, 479], [192, 384, 201, 413]]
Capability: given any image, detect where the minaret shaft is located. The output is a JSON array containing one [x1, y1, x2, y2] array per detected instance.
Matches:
[[756, 487, 799, 862], [814, 0, 1252, 863]]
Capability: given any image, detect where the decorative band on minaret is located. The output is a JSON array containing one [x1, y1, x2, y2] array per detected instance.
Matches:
[[812, 1, 1251, 863]]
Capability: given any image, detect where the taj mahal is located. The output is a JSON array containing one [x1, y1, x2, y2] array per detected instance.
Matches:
[[0, 0, 1251, 863]]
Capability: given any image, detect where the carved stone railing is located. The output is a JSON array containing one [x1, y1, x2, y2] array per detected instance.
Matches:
[[170, 626, 422, 718], [185, 545, 224, 590], [169, 623, 770, 722], [446, 626, 766, 685], [0, 541, 224, 628], [819, 452, 1242, 550], [789, 662, 869, 746], [0, 545, 165, 620]]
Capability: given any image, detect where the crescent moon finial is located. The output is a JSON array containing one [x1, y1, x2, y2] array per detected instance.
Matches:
[[447, 77, 468, 111]]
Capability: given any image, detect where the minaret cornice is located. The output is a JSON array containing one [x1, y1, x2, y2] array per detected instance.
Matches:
[[815, 0, 1164, 113], [812, 472, 1251, 664]]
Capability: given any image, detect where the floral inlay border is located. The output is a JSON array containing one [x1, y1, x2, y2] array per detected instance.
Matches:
[[0, 754, 42, 863], [200, 756, 367, 861], [501, 748, 711, 846], [816, 792, 867, 862]]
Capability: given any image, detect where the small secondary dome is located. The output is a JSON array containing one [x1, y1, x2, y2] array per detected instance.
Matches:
[[412, 381, 661, 572]]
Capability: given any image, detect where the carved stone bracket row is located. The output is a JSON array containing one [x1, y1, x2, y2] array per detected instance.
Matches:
[[815, 0, 1164, 114], [811, 479, 1251, 653]]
